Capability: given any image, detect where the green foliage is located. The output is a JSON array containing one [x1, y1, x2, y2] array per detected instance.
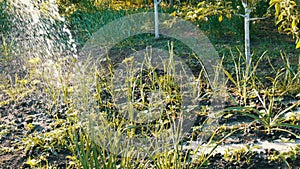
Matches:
[[222, 52, 300, 136], [269, 145, 300, 168], [1, 74, 35, 106], [223, 97, 300, 137], [220, 49, 266, 106], [267, 52, 300, 96], [172, 1, 236, 22], [67, 9, 129, 48], [223, 144, 257, 165], [269, 0, 300, 48], [173, 0, 300, 49], [56, 0, 153, 16], [21, 122, 73, 168]]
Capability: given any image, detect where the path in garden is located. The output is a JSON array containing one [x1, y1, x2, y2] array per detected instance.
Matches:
[[185, 139, 300, 156]]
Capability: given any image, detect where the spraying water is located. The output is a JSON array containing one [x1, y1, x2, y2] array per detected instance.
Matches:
[[1, 0, 77, 82]]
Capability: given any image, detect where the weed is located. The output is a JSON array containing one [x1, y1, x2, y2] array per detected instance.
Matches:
[[268, 145, 300, 169], [266, 52, 300, 97], [223, 89, 300, 136], [1, 74, 34, 106], [220, 48, 266, 106]]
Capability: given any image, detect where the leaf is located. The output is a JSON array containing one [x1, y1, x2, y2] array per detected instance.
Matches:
[[170, 11, 177, 17], [196, 8, 204, 13], [125, 1, 131, 6], [186, 11, 194, 16], [223, 113, 233, 119], [25, 158, 39, 166], [275, 3, 280, 17], [291, 19, 296, 29], [222, 68, 237, 86], [218, 15, 223, 22], [226, 13, 231, 19], [296, 40, 300, 49], [198, 1, 205, 7], [270, 0, 280, 7]]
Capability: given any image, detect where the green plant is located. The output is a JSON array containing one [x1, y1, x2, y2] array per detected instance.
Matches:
[[22, 124, 70, 155], [24, 155, 50, 169], [67, 124, 151, 169], [223, 88, 300, 136], [221, 52, 300, 136], [268, 145, 300, 169], [269, 0, 300, 48], [223, 144, 258, 165], [220, 48, 266, 106], [1, 74, 34, 106], [267, 52, 300, 96], [67, 39, 222, 168]]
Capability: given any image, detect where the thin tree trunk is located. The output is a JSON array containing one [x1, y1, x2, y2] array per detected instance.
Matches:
[[154, 0, 161, 39], [242, 1, 251, 74]]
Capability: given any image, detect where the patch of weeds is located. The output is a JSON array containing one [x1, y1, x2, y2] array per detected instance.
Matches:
[[67, 125, 152, 168], [151, 148, 192, 169], [266, 52, 300, 97], [223, 89, 300, 137], [267, 145, 300, 169], [20, 118, 74, 167], [67, 6, 151, 48], [22, 127, 69, 156], [67, 41, 221, 168], [223, 145, 258, 165], [0, 57, 43, 107], [1, 74, 34, 106], [220, 48, 266, 106], [220, 48, 300, 138]]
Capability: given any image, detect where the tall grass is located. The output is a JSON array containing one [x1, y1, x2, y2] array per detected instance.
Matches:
[[65, 37, 226, 168], [221, 50, 300, 137]]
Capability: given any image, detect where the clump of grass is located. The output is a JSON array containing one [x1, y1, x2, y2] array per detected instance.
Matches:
[[220, 48, 266, 106], [221, 51, 300, 137], [266, 52, 300, 97]]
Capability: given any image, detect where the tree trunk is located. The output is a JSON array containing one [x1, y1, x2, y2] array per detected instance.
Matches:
[[242, 1, 251, 74], [154, 0, 161, 39]]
